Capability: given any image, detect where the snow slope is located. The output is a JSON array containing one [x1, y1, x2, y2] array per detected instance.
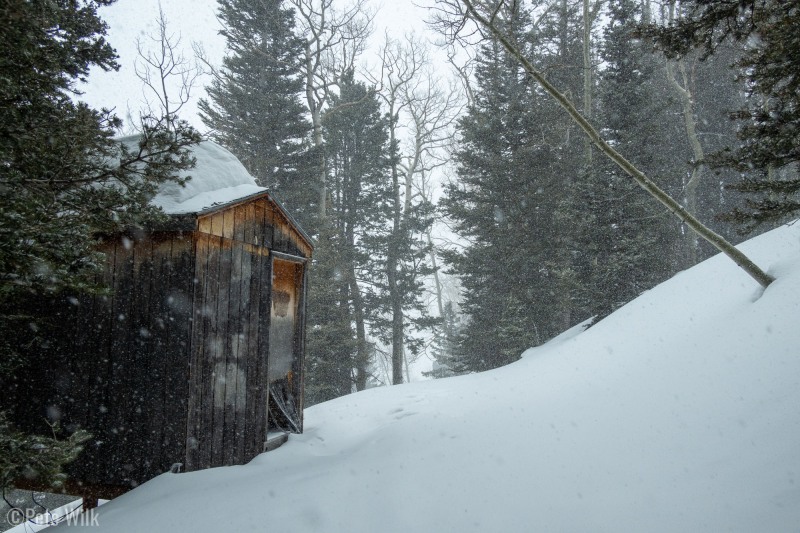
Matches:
[[57, 223, 800, 532]]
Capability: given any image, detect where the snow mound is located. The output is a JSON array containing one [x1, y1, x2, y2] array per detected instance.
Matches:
[[55, 223, 800, 533]]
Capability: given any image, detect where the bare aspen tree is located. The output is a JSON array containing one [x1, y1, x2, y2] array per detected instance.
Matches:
[[401, 57, 464, 196], [370, 35, 425, 384], [288, 0, 374, 391], [403, 61, 463, 372], [431, 0, 774, 289], [445, 45, 476, 106], [664, 0, 704, 265], [290, 0, 375, 220], [367, 35, 463, 384]]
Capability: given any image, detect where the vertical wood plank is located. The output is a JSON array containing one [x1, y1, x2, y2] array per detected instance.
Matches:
[[234, 245, 251, 463], [256, 252, 272, 441], [274, 219, 288, 254], [198, 215, 212, 235], [203, 235, 222, 469], [131, 236, 163, 481], [262, 202, 274, 249], [165, 234, 194, 472], [222, 240, 243, 465], [244, 202, 256, 246], [106, 235, 135, 485], [211, 236, 231, 466], [129, 235, 154, 484], [223, 208, 235, 241], [212, 212, 223, 237], [233, 204, 246, 243], [68, 269, 93, 437], [88, 242, 116, 483], [186, 233, 210, 471], [244, 247, 262, 459], [165, 233, 194, 473]]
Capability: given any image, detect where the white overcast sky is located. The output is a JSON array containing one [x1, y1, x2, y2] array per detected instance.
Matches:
[[80, 0, 441, 130]]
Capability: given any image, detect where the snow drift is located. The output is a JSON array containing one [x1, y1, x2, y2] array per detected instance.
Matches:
[[55, 222, 800, 532]]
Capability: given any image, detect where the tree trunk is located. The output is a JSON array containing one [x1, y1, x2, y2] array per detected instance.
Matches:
[[349, 265, 369, 391], [388, 108, 405, 385], [427, 230, 446, 321], [582, 0, 593, 167], [304, 44, 327, 221], [666, 2, 704, 266], [343, 191, 368, 391]]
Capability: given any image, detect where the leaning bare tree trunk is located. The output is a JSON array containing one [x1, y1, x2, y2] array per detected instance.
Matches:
[[460, 0, 774, 289]]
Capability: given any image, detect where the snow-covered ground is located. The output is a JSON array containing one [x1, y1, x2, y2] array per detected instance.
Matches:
[[55, 222, 800, 532]]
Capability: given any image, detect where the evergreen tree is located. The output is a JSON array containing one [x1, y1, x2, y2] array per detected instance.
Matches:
[[199, 0, 316, 229], [442, 2, 581, 372], [304, 224, 357, 405], [377, 108, 437, 384], [424, 301, 461, 379], [574, 0, 679, 320], [306, 72, 392, 397], [575, 0, 760, 321], [0, 0, 199, 489], [646, 0, 800, 231]]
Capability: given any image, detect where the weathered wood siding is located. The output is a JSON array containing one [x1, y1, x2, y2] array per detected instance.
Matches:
[[86, 232, 196, 487], [4, 232, 196, 489], [186, 198, 281, 470], [4, 192, 312, 494], [196, 196, 312, 258]]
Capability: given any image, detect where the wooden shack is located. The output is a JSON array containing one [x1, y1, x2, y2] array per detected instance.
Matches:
[[5, 141, 312, 501]]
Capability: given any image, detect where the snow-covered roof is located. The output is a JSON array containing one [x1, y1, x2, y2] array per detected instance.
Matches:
[[150, 139, 265, 215], [116, 136, 266, 215], [112, 136, 312, 250]]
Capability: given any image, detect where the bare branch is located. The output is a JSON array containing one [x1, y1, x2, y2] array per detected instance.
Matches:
[[134, 4, 203, 131], [290, 0, 375, 219]]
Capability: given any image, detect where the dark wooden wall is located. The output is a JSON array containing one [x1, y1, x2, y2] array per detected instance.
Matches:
[[4, 232, 196, 489], [84, 232, 196, 487], [185, 231, 271, 471]]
